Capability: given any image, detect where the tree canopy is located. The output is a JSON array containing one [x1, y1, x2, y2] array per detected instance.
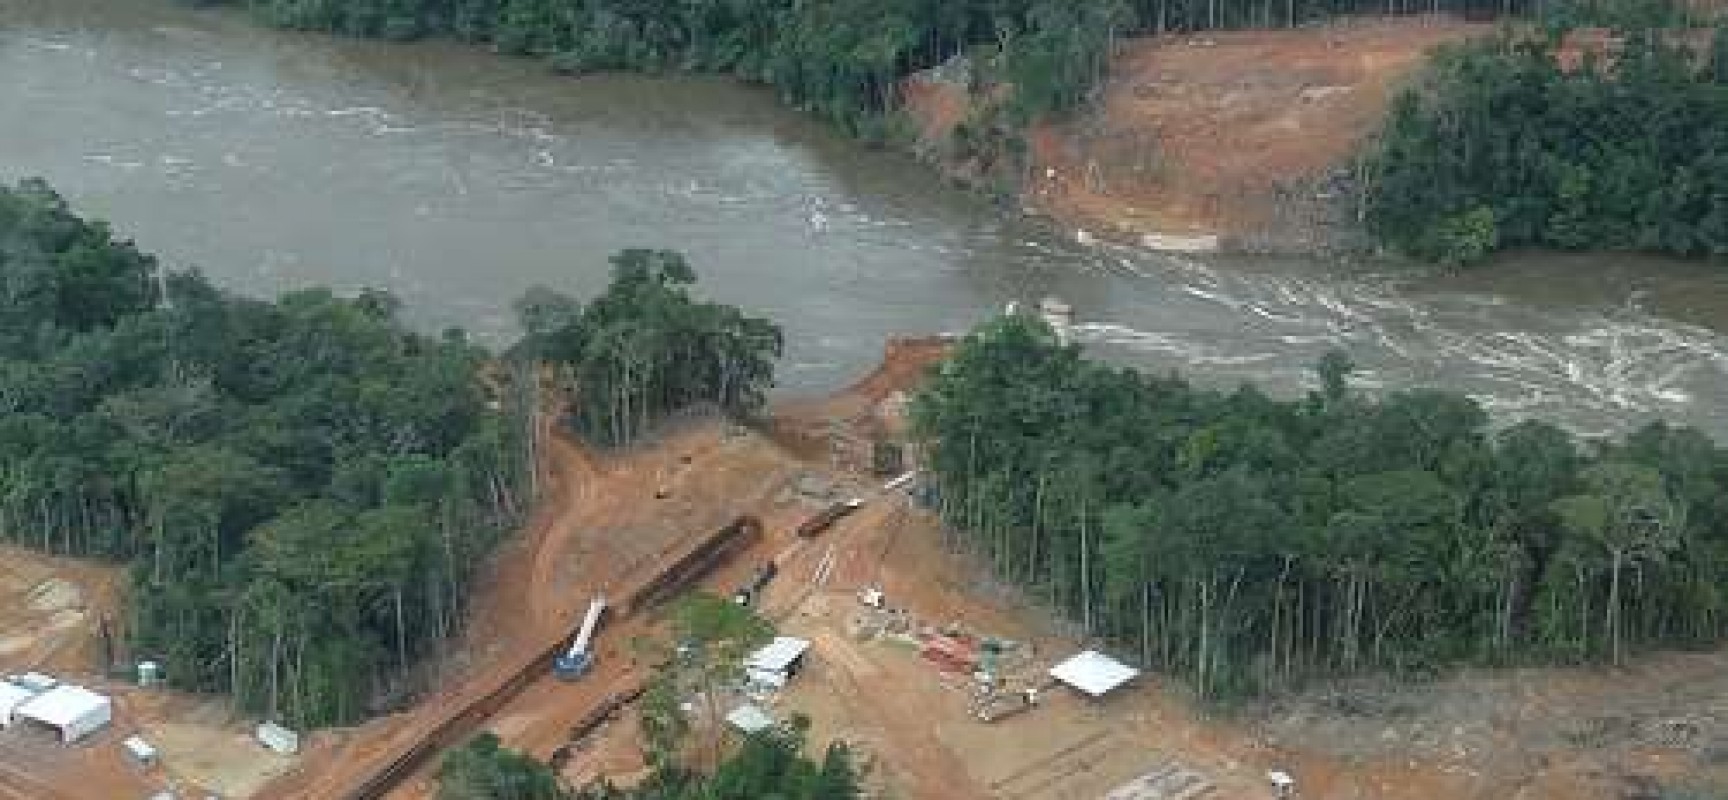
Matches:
[[517, 250, 781, 448], [1364, 23, 1728, 265], [437, 721, 864, 800], [913, 313, 1728, 701], [186, 0, 1728, 262], [191, 0, 1590, 140], [0, 179, 532, 726], [439, 733, 569, 800]]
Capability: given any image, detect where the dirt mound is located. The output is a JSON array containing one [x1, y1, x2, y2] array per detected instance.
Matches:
[[26, 578, 84, 613]]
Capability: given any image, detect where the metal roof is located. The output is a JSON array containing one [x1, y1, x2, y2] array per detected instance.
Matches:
[[745, 636, 811, 674], [13, 672, 57, 693], [17, 684, 110, 728], [725, 703, 776, 734], [0, 681, 34, 720], [1048, 650, 1139, 697]]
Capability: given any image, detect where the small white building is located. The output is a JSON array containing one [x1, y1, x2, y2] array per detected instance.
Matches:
[[17, 684, 113, 743], [745, 637, 811, 684], [0, 681, 35, 727], [725, 703, 776, 735], [256, 721, 300, 755], [1048, 650, 1140, 699], [122, 735, 159, 766]]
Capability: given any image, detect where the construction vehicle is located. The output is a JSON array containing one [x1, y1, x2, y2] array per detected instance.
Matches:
[[553, 595, 608, 681], [732, 561, 778, 607]]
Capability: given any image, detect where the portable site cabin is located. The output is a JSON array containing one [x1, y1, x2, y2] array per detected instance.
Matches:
[[1048, 650, 1140, 699], [17, 684, 112, 743], [122, 735, 159, 766], [256, 721, 301, 755], [0, 681, 35, 727]]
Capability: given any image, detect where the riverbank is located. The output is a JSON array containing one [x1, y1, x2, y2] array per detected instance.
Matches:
[[903, 16, 1486, 254], [10, 0, 1728, 443]]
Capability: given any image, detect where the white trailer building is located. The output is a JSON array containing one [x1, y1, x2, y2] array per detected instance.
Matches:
[[17, 684, 112, 743]]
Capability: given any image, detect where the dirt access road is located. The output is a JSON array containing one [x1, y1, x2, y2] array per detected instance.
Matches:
[[193, 336, 1728, 799], [259, 393, 812, 799]]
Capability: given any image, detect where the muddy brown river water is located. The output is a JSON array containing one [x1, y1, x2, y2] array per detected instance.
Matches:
[[5, 0, 1728, 438]]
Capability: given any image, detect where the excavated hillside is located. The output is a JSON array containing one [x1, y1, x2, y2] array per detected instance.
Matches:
[[904, 16, 1487, 253]]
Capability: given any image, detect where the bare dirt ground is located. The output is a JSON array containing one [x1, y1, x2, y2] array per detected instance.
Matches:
[[1026, 17, 1484, 250], [261, 398, 845, 799], [682, 461, 1728, 800], [0, 546, 294, 799], [0, 545, 121, 675]]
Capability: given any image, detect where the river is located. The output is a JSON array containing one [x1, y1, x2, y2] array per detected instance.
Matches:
[[5, 0, 1728, 439]]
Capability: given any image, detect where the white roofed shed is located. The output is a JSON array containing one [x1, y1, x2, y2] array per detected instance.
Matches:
[[18, 684, 112, 743], [725, 703, 776, 734], [745, 636, 811, 678], [1049, 650, 1140, 698]]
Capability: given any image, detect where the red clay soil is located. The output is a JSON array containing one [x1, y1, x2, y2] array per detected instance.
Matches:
[[257, 425, 603, 800], [767, 335, 952, 460], [0, 548, 216, 800], [1025, 16, 1486, 245], [260, 394, 818, 799], [259, 337, 1728, 800]]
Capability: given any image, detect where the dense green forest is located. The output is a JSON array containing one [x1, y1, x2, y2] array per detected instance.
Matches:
[[1364, 23, 1728, 265], [513, 250, 781, 448], [0, 179, 531, 725], [912, 314, 1728, 701], [193, 0, 1562, 137], [0, 182, 787, 725], [437, 724, 862, 799]]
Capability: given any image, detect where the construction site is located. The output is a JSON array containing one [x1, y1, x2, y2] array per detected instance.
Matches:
[[1, 337, 1726, 799]]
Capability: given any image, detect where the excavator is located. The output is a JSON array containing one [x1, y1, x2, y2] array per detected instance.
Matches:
[[553, 595, 608, 681]]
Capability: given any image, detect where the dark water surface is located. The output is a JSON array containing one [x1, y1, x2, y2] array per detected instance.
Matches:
[[6, 0, 1727, 438]]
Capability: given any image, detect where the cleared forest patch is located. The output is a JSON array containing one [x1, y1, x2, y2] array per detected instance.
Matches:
[[1025, 16, 1485, 251], [252, 338, 1728, 800], [0, 545, 120, 675], [0, 548, 296, 799]]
